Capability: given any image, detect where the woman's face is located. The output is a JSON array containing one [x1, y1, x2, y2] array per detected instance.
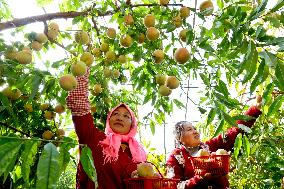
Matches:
[[109, 107, 132, 135], [179, 122, 201, 147]]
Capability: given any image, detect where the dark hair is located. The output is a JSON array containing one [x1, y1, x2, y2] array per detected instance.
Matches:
[[173, 121, 192, 147]]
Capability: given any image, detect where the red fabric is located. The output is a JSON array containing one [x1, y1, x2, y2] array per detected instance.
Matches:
[[166, 106, 262, 189], [66, 68, 140, 189], [72, 114, 137, 189]]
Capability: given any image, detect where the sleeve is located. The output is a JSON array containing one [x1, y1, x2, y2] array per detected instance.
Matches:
[[206, 105, 262, 152], [66, 68, 102, 145], [166, 151, 203, 189], [66, 68, 90, 116]]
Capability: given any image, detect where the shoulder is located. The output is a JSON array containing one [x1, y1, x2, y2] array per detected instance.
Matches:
[[168, 147, 186, 166]]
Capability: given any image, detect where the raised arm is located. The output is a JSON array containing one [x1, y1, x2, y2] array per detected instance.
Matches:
[[66, 68, 100, 145], [205, 105, 262, 152]]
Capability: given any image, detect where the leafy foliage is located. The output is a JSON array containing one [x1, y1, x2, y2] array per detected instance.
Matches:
[[0, 0, 283, 188]]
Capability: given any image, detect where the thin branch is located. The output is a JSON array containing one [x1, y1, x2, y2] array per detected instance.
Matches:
[[0, 121, 30, 137]]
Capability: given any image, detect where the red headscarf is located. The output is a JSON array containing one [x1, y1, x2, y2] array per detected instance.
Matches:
[[99, 103, 147, 163]]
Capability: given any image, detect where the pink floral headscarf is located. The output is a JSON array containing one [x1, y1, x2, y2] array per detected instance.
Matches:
[[99, 103, 147, 163]]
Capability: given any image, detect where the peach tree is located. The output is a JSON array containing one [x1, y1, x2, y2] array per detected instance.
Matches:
[[0, 0, 283, 188]]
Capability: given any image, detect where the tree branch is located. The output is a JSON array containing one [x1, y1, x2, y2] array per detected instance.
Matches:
[[0, 11, 88, 31], [0, 121, 30, 137], [0, 3, 185, 31]]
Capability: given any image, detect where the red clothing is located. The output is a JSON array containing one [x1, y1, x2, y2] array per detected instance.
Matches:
[[66, 69, 139, 189], [166, 106, 262, 189], [73, 113, 137, 189]]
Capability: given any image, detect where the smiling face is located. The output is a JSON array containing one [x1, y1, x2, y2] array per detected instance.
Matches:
[[109, 107, 132, 135], [179, 122, 201, 147]]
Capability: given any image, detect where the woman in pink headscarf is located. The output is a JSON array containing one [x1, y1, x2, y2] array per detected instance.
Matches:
[[66, 68, 147, 189]]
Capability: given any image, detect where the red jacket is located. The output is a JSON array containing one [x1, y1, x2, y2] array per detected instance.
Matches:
[[166, 106, 262, 189], [66, 69, 138, 189], [73, 113, 137, 189]]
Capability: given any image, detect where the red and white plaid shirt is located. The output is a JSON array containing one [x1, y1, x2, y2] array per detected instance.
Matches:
[[66, 68, 90, 116]]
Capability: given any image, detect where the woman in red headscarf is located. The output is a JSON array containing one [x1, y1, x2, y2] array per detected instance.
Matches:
[[66, 68, 147, 189]]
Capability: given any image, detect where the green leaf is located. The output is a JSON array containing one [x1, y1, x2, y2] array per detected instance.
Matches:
[[237, 124, 252, 133], [36, 143, 60, 189], [36, 0, 53, 6], [262, 83, 274, 100], [242, 135, 250, 157], [199, 73, 210, 86], [0, 137, 23, 181], [217, 0, 224, 9], [216, 80, 229, 97], [221, 110, 236, 126], [185, 29, 195, 44], [80, 146, 98, 188], [198, 107, 207, 114], [173, 99, 186, 109], [149, 119, 156, 135], [275, 60, 284, 91], [233, 133, 243, 159], [270, 0, 284, 12], [250, 58, 269, 94], [206, 108, 216, 126], [213, 120, 224, 137], [242, 41, 258, 83], [21, 139, 39, 183], [58, 137, 75, 173], [267, 94, 284, 117]]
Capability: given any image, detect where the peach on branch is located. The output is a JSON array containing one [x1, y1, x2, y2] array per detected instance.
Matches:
[[47, 29, 59, 40], [103, 68, 112, 78], [31, 41, 42, 51], [42, 130, 53, 140], [155, 74, 167, 85], [100, 42, 109, 52], [144, 14, 155, 28], [166, 76, 180, 89], [120, 34, 133, 48], [106, 28, 116, 39], [48, 22, 59, 31], [180, 6, 190, 18], [159, 0, 169, 5], [158, 85, 172, 96], [54, 104, 65, 114], [138, 33, 146, 43], [16, 50, 32, 64], [40, 103, 50, 111], [75, 31, 90, 45], [71, 61, 87, 77], [105, 51, 116, 62], [56, 129, 65, 137], [173, 15, 182, 28], [59, 74, 78, 91], [92, 84, 102, 95], [124, 14, 134, 25], [179, 29, 189, 42], [35, 33, 48, 43], [92, 47, 102, 57], [146, 27, 160, 41], [80, 52, 94, 66], [24, 104, 33, 113], [44, 111, 55, 120], [199, 0, 214, 16], [153, 50, 164, 64], [174, 48, 190, 64], [112, 69, 120, 79], [118, 55, 127, 64]]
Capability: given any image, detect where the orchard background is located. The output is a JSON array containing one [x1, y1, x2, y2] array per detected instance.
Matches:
[[0, 0, 283, 188]]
